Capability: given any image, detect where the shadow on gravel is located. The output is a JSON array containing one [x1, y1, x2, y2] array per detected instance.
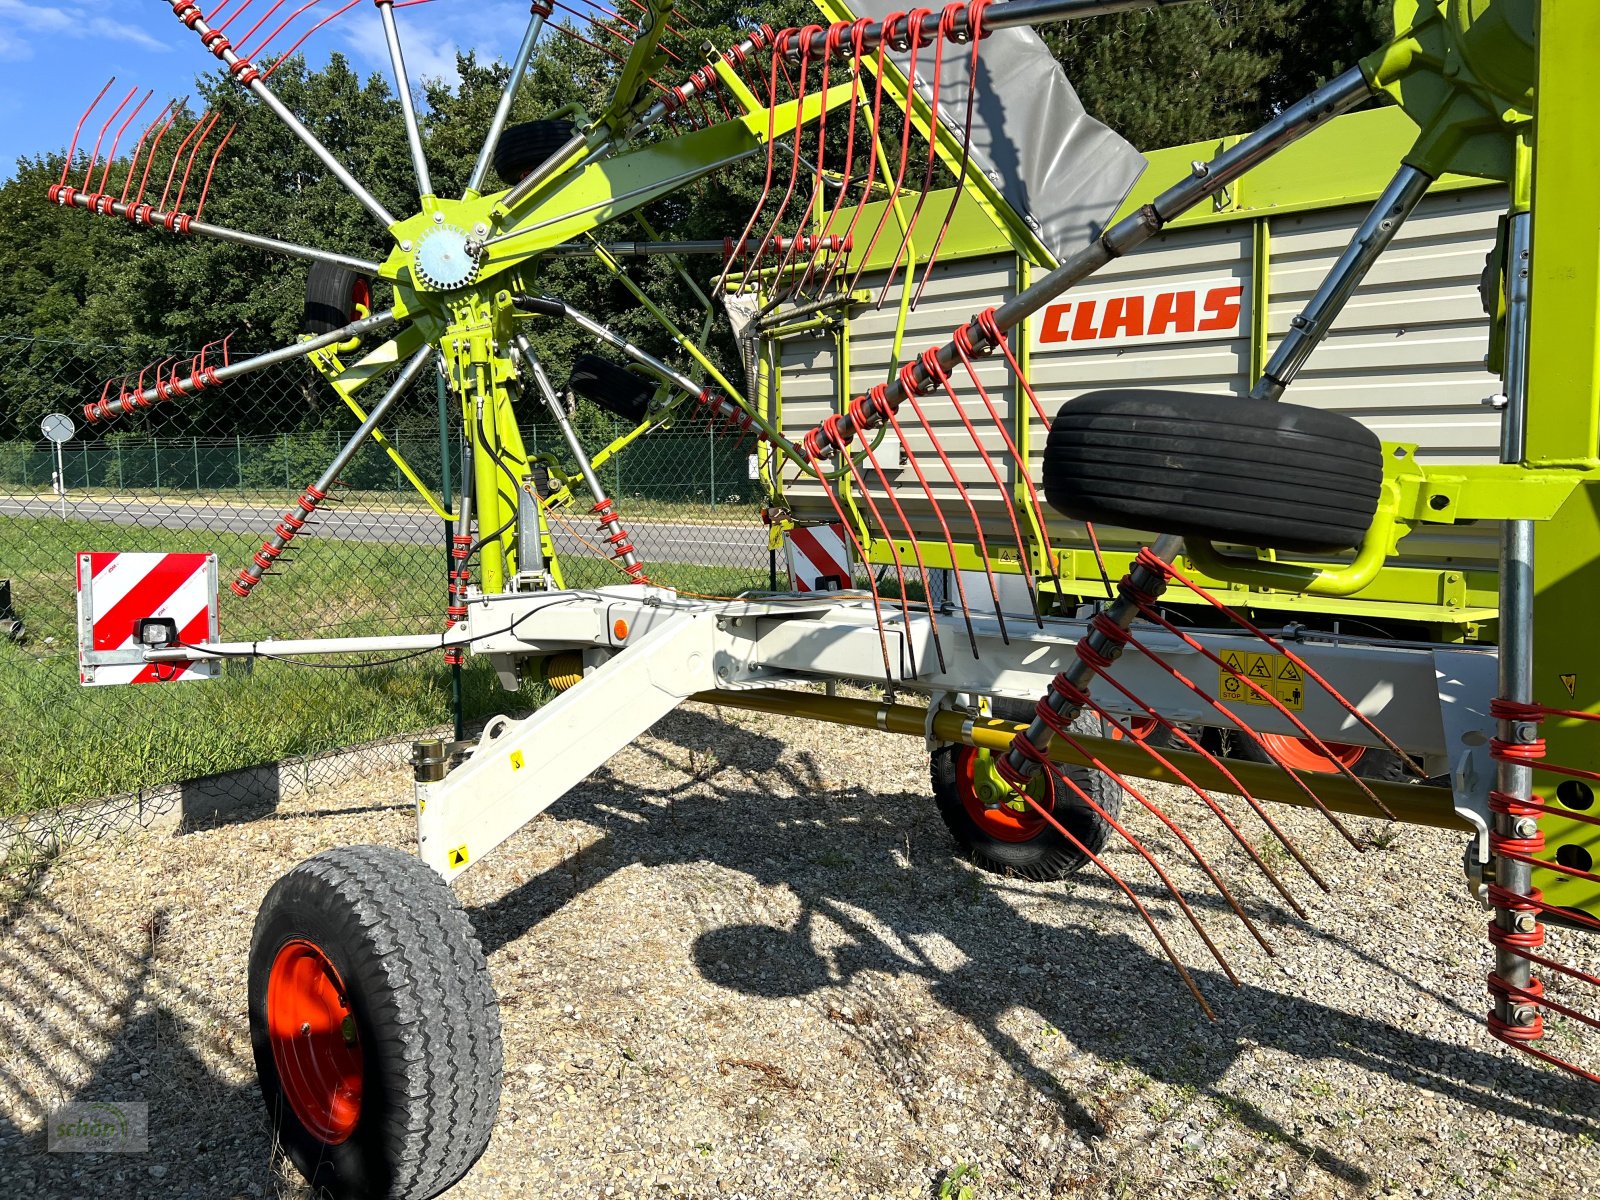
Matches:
[[0, 896, 275, 1200], [470, 706, 1600, 1194]]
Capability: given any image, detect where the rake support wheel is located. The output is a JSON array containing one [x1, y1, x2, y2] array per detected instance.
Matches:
[[1042, 389, 1385, 554], [303, 262, 374, 337], [932, 711, 1121, 882], [248, 845, 502, 1200], [493, 119, 578, 185]]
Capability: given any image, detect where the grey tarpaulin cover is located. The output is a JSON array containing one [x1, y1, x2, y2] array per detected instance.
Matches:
[[848, 0, 1146, 264]]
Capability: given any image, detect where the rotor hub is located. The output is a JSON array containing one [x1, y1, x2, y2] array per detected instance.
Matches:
[[413, 224, 482, 292]]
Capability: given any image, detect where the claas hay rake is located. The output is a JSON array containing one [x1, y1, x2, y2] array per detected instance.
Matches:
[[49, 0, 1600, 1194]]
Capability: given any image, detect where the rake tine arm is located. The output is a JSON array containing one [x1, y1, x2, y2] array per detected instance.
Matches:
[[465, 0, 553, 196], [47, 186, 381, 274], [161, 1, 399, 228], [232, 346, 434, 597], [375, 0, 434, 198], [85, 308, 397, 423]]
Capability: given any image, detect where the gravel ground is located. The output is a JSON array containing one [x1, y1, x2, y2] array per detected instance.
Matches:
[[2, 699, 1597, 1200]]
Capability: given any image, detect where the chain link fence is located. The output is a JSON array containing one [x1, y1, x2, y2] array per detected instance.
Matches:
[[0, 336, 776, 860]]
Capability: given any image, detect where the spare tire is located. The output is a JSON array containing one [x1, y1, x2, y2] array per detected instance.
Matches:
[[493, 119, 577, 186], [303, 262, 373, 337], [568, 354, 654, 424], [1042, 389, 1383, 554]]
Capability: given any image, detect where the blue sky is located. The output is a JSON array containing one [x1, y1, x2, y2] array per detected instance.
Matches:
[[0, 1, 539, 175]]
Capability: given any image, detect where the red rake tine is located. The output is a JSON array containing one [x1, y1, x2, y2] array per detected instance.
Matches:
[[80, 85, 140, 194], [1053, 671, 1306, 925], [59, 79, 117, 189], [1031, 759, 1220, 1018], [900, 356, 1009, 644], [952, 325, 1063, 598], [742, 28, 823, 294], [912, 0, 995, 308], [132, 101, 186, 208], [193, 123, 238, 221], [717, 41, 792, 294], [804, 447, 896, 683], [930, 347, 1044, 628], [1050, 716, 1273, 961], [820, 35, 892, 299], [158, 112, 213, 214], [94, 91, 153, 198], [876, 10, 951, 309], [846, 11, 927, 301], [260, 0, 364, 76], [173, 112, 223, 213], [854, 429, 948, 672], [838, 447, 921, 678], [118, 100, 176, 206], [796, 21, 873, 296], [1081, 655, 1327, 903]]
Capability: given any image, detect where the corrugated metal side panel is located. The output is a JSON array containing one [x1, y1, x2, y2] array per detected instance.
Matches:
[[1267, 188, 1505, 568], [775, 186, 1507, 572]]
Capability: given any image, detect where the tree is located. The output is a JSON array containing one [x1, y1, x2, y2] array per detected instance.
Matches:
[[1042, 0, 1392, 151]]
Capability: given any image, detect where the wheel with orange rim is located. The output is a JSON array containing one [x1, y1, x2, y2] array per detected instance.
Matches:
[[248, 845, 502, 1200], [931, 710, 1123, 882], [1231, 730, 1411, 780]]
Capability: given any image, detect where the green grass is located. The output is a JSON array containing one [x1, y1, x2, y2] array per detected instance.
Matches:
[[0, 517, 768, 816]]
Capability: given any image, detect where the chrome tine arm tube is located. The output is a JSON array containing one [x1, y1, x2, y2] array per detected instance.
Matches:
[[52, 188, 381, 273], [377, 0, 434, 198], [233, 347, 434, 597], [1251, 165, 1435, 401], [94, 309, 397, 421], [1491, 210, 1538, 1034], [514, 336, 645, 579], [511, 295, 807, 463], [466, 3, 551, 196], [162, 1, 399, 229]]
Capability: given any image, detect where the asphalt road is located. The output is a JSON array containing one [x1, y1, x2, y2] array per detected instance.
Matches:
[[0, 495, 770, 568]]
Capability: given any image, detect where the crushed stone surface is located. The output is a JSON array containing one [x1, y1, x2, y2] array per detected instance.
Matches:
[[2, 700, 1597, 1199]]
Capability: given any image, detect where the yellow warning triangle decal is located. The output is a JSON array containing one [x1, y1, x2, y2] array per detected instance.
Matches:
[[1222, 651, 1244, 671], [1278, 661, 1304, 682], [1246, 658, 1273, 680]]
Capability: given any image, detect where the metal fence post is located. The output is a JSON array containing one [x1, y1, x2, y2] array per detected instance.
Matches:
[[236, 434, 243, 492], [154, 441, 161, 491], [193, 436, 201, 490], [709, 428, 716, 510], [116, 441, 123, 492], [436, 367, 463, 741], [283, 433, 291, 490]]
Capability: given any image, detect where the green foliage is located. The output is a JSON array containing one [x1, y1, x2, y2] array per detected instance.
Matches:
[[1043, 0, 1393, 151]]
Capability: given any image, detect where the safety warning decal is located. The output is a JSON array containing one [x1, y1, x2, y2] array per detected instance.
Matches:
[[1218, 650, 1305, 711], [1561, 673, 1577, 699], [448, 845, 470, 869]]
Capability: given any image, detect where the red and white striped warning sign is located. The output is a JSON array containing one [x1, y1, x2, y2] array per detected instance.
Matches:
[[785, 522, 853, 593], [76, 552, 219, 686]]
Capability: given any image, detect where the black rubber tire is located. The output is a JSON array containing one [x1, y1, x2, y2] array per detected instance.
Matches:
[[248, 845, 503, 1200], [493, 119, 577, 186], [568, 354, 654, 424], [931, 711, 1121, 882], [303, 262, 373, 337], [1042, 389, 1384, 554]]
